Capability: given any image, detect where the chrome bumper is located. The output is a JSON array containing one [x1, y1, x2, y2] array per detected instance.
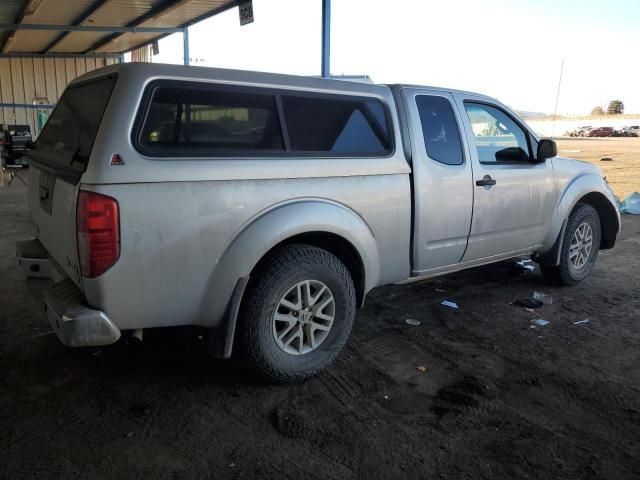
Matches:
[[17, 238, 121, 347], [44, 280, 121, 347]]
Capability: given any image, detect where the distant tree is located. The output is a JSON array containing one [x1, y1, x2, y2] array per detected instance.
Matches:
[[590, 106, 605, 116], [607, 100, 624, 115]]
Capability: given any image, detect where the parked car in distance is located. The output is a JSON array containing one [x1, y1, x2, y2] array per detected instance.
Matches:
[[16, 64, 621, 381], [622, 126, 639, 136], [566, 126, 592, 137], [586, 127, 615, 137]]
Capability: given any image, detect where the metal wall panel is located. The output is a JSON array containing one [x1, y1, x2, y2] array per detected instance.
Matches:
[[0, 54, 119, 136], [0, 59, 15, 123], [9, 58, 27, 125]]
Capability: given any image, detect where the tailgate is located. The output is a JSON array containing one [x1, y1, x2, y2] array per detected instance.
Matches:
[[28, 166, 82, 285], [25, 74, 118, 287]]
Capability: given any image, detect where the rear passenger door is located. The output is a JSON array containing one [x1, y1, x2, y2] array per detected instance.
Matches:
[[401, 88, 474, 274]]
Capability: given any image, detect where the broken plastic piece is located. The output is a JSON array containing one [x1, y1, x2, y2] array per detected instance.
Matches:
[[531, 319, 550, 327], [405, 318, 421, 326], [416, 366, 427, 372], [533, 291, 553, 305], [441, 300, 459, 309], [573, 319, 591, 325]]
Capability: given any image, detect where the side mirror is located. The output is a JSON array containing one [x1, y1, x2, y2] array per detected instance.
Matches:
[[537, 138, 557, 162]]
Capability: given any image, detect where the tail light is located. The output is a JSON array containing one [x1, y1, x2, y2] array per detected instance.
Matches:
[[77, 191, 120, 278]]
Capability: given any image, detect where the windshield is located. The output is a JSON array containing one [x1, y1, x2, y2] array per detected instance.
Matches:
[[29, 75, 117, 178]]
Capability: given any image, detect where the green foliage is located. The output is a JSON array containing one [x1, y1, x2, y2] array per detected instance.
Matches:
[[607, 100, 624, 115]]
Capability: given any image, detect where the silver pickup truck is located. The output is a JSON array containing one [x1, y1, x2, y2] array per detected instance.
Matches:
[[17, 63, 620, 381]]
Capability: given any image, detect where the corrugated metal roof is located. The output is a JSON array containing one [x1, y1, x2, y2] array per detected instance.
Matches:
[[0, 0, 28, 51], [1, 0, 238, 54]]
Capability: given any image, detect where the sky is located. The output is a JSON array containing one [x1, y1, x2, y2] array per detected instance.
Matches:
[[150, 0, 640, 115]]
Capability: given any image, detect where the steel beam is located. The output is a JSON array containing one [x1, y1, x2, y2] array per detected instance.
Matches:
[[0, 102, 55, 109], [183, 27, 189, 65], [321, 0, 331, 78], [0, 52, 120, 59], [0, 23, 183, 34]]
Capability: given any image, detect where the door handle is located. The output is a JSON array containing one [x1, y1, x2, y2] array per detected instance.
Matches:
[[476, 175, 497, 187]]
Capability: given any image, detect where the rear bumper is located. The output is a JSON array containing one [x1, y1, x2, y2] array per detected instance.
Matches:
[[16, 238, 121, 347]]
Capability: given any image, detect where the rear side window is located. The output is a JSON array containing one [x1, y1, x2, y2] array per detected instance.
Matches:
[[31, 75, 117, 175], [281, 95, 391, 155], [137, 83, 284, 156], [416, 95, 464, 165]]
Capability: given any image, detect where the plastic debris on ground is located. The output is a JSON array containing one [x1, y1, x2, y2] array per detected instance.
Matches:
[[515, 259, 535, 273], [441, 300, 459, 309], [416, 366, 427, 372], [573, 319, 591, 325], [531, 319, 550, 327], [619, 192, 640, 214], [405, 318, 421, 326], [533, 291, 554, 305], [514, 298, 544, 309]]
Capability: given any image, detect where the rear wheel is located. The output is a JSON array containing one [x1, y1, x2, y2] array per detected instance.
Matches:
[[237, 244, 356, 382], [541, 203, 601, 285]]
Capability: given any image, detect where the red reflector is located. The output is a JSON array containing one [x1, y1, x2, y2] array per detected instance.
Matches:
[[110, 153, 124, 165], [77, 191, 120, 278]]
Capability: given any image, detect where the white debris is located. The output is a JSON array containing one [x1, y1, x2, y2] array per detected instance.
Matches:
[[441, 300, 459, 309], [405, 318, 421, 326], [516, 259, 535, 272], [533, 291, 554, 305], [531, 319, 550, 327], [573, 319, 591, 325]]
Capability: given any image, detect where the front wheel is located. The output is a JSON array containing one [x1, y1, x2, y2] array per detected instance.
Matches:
[[541, 203, 601, 285], [236, 244, 356, 382]]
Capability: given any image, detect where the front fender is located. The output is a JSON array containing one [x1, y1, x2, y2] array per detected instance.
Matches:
[[199, 198, 380, 328], [539, 168, 619, 259]]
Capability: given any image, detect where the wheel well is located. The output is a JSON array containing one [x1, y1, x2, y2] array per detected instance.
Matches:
[[249, 232, 366, 308], [574, 192, 619, 248]]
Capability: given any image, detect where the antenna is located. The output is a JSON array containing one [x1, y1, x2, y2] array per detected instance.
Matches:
[[551, 59, 564, 139]]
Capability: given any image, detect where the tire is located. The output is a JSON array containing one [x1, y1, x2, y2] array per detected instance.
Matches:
[[541, 203, 601, 286], [236, 244, 356, 382]]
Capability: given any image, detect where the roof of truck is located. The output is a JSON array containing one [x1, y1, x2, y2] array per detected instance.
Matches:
[[74, 62, 499, 101], [72, 62, 393, 97]]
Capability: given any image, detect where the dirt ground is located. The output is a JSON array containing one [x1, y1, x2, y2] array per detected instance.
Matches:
[[556, 137, 640, 199], [1, 181, 640, 480]]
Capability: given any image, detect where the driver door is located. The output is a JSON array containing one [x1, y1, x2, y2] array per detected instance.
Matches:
[[454, 94, 556, 262]]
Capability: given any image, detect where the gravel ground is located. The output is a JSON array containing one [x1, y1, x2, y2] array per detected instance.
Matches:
[[1, 181, 639, 480]]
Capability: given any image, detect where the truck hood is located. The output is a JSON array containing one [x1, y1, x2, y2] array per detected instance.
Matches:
[[553, 156, 603, 178]]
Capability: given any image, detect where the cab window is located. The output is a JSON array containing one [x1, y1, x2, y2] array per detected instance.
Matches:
[[464, 102, 530, 163]]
